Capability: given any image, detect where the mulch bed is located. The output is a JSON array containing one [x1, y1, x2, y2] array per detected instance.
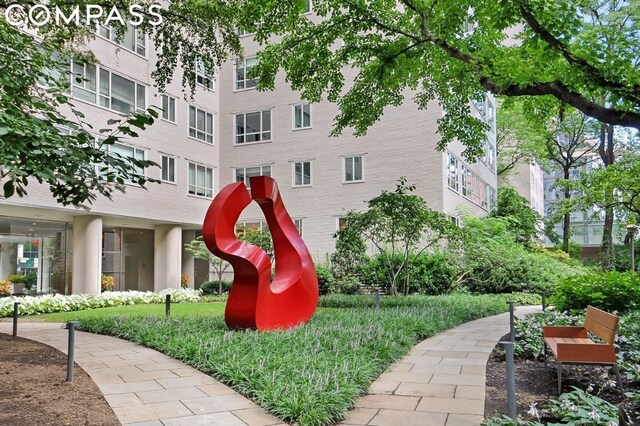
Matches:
[[485, 333, 640, 423], [0, 333, 120, 426]]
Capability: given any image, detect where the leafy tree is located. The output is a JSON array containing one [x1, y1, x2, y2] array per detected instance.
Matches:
[[184, 236, 230, 294], [340, 178, 458, 296], [331, 216, 368, 280], [245, 0, 640, 161], [489, 187, 540, 244], [1, 2, 242, 206]]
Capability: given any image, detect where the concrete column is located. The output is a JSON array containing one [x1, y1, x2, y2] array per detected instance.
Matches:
[[71, 216, 102, 295], [154, 224, 182, 291], [181, 230, 196, 289]]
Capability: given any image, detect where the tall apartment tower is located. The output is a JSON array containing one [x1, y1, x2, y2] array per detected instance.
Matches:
[[0, 19, 497, 295]]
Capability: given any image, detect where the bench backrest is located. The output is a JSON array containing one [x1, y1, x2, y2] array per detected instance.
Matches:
[[583, 305, 619, 345]]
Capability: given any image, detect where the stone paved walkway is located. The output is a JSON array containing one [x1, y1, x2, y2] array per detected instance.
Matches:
[[0, 322, 284, 426], [1, 306, 539, 426], [338, 306, 540, 426]]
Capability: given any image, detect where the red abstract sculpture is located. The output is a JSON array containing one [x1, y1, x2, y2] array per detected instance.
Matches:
[[202, 176, 319, 330]]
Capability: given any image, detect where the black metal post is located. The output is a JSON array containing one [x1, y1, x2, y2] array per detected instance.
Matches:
[[165, 294, 171, 318], [66, 321, 80, 382], [541, 293, 547, 312], [375, 289, 380, 310], [507, 301, 515, 342], [500, 341, 517, 421], [12, 302, 20, 338]]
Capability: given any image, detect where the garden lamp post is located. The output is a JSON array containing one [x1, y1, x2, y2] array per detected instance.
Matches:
[[627, 224, 637, 272]]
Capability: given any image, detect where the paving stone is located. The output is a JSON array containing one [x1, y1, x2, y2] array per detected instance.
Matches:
[[416, 397, 484, 415], [101, 380, 164, 395], [339, 407, 378, 425], [394, 383, 455, 398], [171, 368, 202, 377], [89, 348, 137, 357], [460, 366, 486, 376], [369, 380, 399, 394], [103, 358, 158, 368], [162, 412, 247, 426], [378, 372, 434, 384], [112, 400, 192, 423], [410, 364, 461, 374], [423, 351, 469, 358], [135, 386, 208, 404], [104, 392, 144, 408], [454, 386, 485, 400], [125, 421, 164, 426], [137, 362, 186, 372], [401, 355, 443, 365], [465, 352, 489, 359], [451, 345, 493, 353], [118, 369, 180, 382], [430, 374, 485, 386], [355, 394, 420, 410], [369, 409, 448, 426], [475, 340, 499, 347], [445, 413, 485, 426], [183, 394, 257, 414], [385, 363, 413, 373], [197, 382, 237, 397], [88, 373, 126, 385], [157, 375, 217, 389], [231, 408, 283, 425]]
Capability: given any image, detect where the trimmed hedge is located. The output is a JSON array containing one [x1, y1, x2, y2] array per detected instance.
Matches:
[[552, 271, 640, 313]]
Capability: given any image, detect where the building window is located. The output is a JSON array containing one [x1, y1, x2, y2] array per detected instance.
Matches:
[[303, 0, 312, 13], [71, 61, 97, 103], [98, 23, 146, 56], [234, 165, 271, 189], [102, 142, 145, 180], [161, 94, 176, 123], [161, 155, 175, 183], [189, 106, 214, 143], [195, 59, 214, 89], [294, 219, 303, 237], [447, 153, 459, 192], [98, 69, 146, 113], [337, 217, 348, 230], [344, 156, 363, 182], [235, 110, 271, 144], [235, 221, 267, 237], [235, 57, 258, 90], [293, 161, 312, 187], [293, 103, 311, 129], [188, 163, 214, 198]]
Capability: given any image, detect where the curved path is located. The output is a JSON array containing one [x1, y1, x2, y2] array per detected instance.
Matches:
[[1, 306, 539, 426]]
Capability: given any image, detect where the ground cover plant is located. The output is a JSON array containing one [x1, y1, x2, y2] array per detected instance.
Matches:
[[76, 294, 509, 425], [0, 288, 202, 317]]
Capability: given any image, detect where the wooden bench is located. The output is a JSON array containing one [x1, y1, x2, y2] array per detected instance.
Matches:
[[543, 305, 622, 394]]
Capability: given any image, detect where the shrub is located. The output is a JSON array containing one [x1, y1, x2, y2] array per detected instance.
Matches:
[[359, 252, 458, 295], [314, 264, 335, 295], [7, 274, 27, 284], [0, 281, 12, 297], [552, 271, 640, 313], [335, 275, 361, 295], [101, 274, 115, 292], [180, 274, 190, 289], [200, 280, 232, 295]]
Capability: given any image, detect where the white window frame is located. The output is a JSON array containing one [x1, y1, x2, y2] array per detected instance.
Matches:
[[97, 68, 146, 113], [98, 24, 146, 57], [102, 142, 146, 182], [292, 161, 312, 187], [188, 106, 214, 144], [303, 0, 312, 14], [234, 165, 272, 189], [71, 61, 97, 103], [343, 155, 364, 183], [292, 103, 312, 130], [195, 58, 214, 90], [188, 163, 214, 198], [294, 219, 303, 237], [161, 94, 177, 123], [234, 110, 272, 145], [234, 56, 258, 91], [161, 155, 176, 183], [447, 153, 459, 192]]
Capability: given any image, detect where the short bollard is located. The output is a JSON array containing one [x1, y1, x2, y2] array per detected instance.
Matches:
[[500, 341, 517, 421], [165, 294, 171, 318], [375, 289, 380, 310], [507, 301, 515, 342], [541, 293, 547, 312], [12, 302, 20, 338], [66, 321, 80, 382]]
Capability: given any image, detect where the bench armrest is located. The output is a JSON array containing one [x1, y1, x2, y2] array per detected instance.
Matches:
[[543, 326, 588, 338]]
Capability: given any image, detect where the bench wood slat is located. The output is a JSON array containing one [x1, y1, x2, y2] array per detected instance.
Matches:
[[542, 326, 588, 338]]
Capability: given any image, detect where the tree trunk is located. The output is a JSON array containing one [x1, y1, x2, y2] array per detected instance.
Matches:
[[599, 123, 615, 270], [562, 168, 571, 253]]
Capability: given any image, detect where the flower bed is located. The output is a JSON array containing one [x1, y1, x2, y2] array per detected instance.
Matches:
[[0, 288, 202, 317]]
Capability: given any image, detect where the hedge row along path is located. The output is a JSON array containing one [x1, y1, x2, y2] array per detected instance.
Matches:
[[0, 306, 539, 426]]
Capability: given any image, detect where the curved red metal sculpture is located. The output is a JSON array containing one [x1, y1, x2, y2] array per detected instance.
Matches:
[[202, 176, 319, 330]]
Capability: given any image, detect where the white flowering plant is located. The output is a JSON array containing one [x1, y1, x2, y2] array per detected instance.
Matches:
[[0, 288, 202, 317]]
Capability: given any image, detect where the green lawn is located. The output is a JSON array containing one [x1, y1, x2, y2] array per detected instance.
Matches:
[[76, 294, 510, 426], [35, 302, 226, 322]]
